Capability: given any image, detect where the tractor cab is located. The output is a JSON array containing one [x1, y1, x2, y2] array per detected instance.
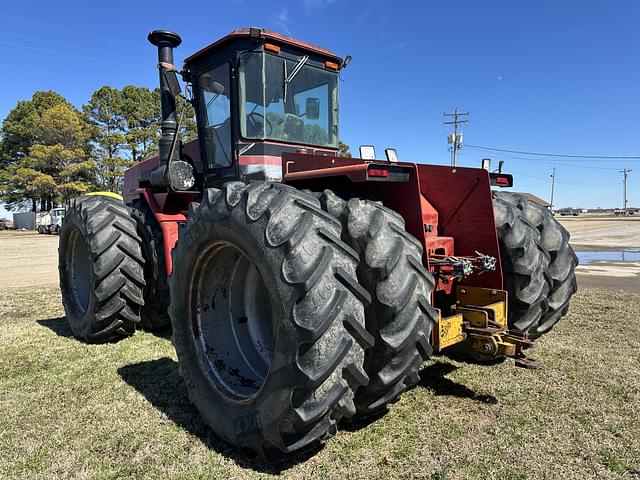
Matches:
[[184, 28, 344, 185]]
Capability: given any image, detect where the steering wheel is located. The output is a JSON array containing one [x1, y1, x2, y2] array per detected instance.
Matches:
[[246, 111, 273, 137]]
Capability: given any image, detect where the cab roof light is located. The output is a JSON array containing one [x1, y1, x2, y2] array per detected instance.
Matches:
[[264, 43, 281, 53], [324, 60, 339, 70], [359, 145, 376, 160], [385, 148, 398, 162]]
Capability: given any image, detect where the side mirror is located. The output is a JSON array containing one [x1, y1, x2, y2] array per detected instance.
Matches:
[[163, 70, 182, 98], [305, 97, 320, 120]]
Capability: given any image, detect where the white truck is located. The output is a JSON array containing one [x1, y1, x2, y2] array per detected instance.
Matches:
[[37, 208, 66, 234]]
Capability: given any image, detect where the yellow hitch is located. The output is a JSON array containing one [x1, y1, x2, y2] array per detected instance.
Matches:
[[435, 285, 537, 368]]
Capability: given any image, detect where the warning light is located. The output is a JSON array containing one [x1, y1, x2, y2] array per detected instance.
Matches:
[[264, 43, 281, 53], [368, 168, 389, 177]]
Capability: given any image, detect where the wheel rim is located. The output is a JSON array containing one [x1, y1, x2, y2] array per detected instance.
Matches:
[[67, 230, 91, 314], [193, 243, 274, 401]]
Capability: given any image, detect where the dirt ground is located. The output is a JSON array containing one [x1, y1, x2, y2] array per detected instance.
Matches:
[[0, 231, 59, 289], [557, 215, 640, 249], [557, 215, 640, 293]]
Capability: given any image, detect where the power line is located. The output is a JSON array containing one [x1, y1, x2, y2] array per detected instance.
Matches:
[[465, 144, 640, 160], [456, 153, 615, 186], [0, 14, 144, 51], [489, 167, 609, 188], [488, 155, 621, 170], [458, 149, 623, 170], [0, 40, 153, 71], [0, 30, 146, 63], [444, 108, 468, 167]]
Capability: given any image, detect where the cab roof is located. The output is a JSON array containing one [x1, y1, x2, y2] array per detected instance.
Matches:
[[184, 27, 343, 66]]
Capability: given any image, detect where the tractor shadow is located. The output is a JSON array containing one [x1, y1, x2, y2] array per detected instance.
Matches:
[[340, 360, 498, 433], [139, 326, 173, 340], [37, 317, 173, 341], [117, 357, 320, 473], [37, 317, 72, 337], [418, 361, 498, 404]]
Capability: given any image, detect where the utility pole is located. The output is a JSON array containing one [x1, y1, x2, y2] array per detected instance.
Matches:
[[619, 169, 632, 214], [549, 168, 556, 212], [444, 108, 469, 167]]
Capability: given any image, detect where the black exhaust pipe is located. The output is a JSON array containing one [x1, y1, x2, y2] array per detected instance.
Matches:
[[148, 30, 182, 187]]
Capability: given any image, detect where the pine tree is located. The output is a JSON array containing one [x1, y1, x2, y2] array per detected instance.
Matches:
[[0, 92, 93, 210]]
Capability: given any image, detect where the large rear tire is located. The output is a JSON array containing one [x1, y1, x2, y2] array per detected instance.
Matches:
[[58, 195, 145, 343], [317, 191, 438, 417], [131, 200, 171, 332], [169, 182, 373, 459], [493, 191, 578, 338]]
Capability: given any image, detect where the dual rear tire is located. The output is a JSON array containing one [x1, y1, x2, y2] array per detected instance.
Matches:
[[315, 191, 438, 417], [168, 183, 437, 457], [169, 183, 373, 458]]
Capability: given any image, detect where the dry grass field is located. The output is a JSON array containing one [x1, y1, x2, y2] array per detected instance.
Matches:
[[1, 287, 639, 479], [1, 228, 639, 479]]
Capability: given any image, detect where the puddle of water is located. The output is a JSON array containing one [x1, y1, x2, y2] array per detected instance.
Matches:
[[576, 250, 640, 265]]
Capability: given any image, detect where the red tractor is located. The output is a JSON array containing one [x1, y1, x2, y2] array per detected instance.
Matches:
[[58, 28, 577, 460]]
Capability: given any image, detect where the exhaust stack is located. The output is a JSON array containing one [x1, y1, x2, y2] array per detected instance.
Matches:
[[148, 30, 182, 187]]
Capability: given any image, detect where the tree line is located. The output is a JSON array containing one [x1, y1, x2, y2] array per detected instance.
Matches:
[[0, 87, 195, 212], [0, 87, 352, 213]]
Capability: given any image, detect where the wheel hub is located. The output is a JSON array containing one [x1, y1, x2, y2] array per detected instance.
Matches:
[[193, 243, 274, 401], [67, 230, 91, 314]]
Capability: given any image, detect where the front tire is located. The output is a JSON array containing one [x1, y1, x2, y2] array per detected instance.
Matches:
[[58, 195, 145, 342], [169, 182, 373, 459]]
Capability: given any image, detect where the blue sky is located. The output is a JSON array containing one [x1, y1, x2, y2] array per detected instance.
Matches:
[[1, 0, 640, 218]]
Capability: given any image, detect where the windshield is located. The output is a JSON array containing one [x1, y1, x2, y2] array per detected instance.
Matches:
[[238, 52, 338, 148]]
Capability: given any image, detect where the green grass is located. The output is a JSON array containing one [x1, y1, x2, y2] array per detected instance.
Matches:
[[1, 287, 639, 479]]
